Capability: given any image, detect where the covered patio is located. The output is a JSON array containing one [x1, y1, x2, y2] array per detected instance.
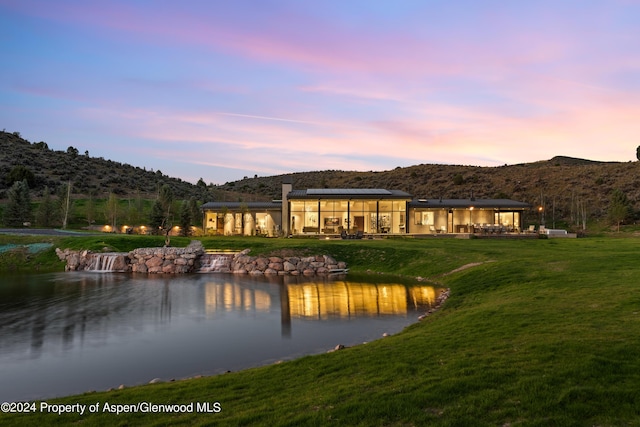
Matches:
[[408, 198, 531, 235]]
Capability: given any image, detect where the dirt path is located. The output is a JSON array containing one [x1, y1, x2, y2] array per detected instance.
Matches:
[[440, 260, 495, 277]]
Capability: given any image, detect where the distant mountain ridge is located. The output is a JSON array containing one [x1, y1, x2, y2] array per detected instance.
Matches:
[[2, 130, 639, 223], [546, 156, 619, 166]]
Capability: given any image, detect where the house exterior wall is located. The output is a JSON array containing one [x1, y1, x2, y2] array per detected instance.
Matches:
[[201, 186, 529, 237], [203, 208, 281, 237], [288, 198, 410, 235], [410, 207, 523, 234]]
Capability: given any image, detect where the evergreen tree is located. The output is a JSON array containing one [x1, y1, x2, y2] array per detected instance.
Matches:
[[36, 186, 56, 227], [608, 189, 633, 232], [4, 180, 31, 226], [149, 184, 174, 235], [149, 201, 165, 234], [179, 200, 191, 237], [188, 197, 201, 228]]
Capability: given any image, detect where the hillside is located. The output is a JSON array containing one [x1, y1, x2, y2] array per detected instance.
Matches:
[[2, 130, 640, 225], [222, 156, 640, 223]]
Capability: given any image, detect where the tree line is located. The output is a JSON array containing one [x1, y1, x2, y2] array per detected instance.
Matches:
[[3, 176, 637, 233], [2, 179, 204, 237]]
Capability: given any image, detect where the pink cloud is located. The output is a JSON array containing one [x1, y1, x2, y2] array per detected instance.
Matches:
[[3, 1, 574, 79], [6, 0, 640, 182]]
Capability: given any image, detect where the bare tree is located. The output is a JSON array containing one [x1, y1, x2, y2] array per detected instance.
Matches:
[[106, 192, 119, 231]]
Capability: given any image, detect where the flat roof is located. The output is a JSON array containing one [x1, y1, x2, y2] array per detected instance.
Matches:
[[289, 188, 412, 199], [409, 199, 531, 209], [201, 201, 282, 210]]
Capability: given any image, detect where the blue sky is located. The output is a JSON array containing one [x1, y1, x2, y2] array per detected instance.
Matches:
[[1, 0, 639, 184]]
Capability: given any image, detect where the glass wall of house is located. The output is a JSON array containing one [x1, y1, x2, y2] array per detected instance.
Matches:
[[204, 211, 218, 234], [319, 200, 346, 234], [377, 200, 407, 234], [203, 208, 281, 236], [291, 200, 347, 235], [255, 212, 278, 236], [290, 201, 319, 234], [348, 200, 374, 234], [412, 208, 523, 234], [493, 211, 521, 232], [204, 211, 230, 235], [469, 209, 522, 233], [290, 198, 409, 235], [413, 209, 449, 233]]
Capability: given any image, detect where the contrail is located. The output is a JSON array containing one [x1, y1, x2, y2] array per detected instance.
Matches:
[[216, 111, 322, 125]]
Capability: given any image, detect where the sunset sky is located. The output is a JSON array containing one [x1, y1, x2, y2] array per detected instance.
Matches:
[[1, 1, 639, 184]]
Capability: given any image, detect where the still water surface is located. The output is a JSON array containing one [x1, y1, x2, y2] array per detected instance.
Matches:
[[0, 272, 442, 402]]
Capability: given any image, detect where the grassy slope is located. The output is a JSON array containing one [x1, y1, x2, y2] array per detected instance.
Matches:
[[1, 236, 640, 426]]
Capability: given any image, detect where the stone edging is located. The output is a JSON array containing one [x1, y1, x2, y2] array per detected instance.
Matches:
[[55, 241, 347, 275]]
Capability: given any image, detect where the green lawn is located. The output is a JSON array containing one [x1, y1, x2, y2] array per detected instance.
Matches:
[[1, 236, 640, 426]]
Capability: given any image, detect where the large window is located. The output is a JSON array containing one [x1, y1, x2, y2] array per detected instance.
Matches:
[[415, 211, 434, 225], [290, 201, 319, 234], [290, 198, 410, 235]]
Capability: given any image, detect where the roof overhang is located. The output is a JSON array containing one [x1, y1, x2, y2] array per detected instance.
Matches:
[[409, 199, 531, 210], [201, 201, 282, 210], [288, 188, 413, 200]]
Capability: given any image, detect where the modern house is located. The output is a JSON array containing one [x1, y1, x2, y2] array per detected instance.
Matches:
[[201, 182, 531, 237]]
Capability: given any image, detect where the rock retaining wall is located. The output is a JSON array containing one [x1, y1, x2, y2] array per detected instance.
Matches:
[[129, 241, 205, 274], [55, 241, 347, 275], [230, 249, 347, 276]]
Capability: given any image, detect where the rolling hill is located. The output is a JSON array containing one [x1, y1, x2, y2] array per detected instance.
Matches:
[[2, 130, 639, 227]]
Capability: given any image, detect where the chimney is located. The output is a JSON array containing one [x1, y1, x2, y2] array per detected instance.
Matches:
[[281, 178, 293, 235]]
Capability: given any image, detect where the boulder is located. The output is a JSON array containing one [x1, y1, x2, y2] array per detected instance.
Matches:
[[268, 262, 283, 271], [146, 256, 164, 268]]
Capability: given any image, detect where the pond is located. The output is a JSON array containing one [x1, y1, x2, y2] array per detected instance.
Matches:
[[0, 272, 443, 402]]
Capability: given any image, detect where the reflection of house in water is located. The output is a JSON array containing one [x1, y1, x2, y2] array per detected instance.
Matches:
[[203, 278, 442, 336], [286, 282, 439, 319], [204, 281, 273, 314]]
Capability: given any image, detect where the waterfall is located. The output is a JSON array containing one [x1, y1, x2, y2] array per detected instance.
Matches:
[[197, 253, 234, 273], [87, 253, 125, 272]]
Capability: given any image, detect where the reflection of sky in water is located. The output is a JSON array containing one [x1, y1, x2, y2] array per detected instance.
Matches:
[[0, 273, 442, 402]]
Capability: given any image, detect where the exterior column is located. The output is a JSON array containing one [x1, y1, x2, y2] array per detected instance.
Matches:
[[282, 180, 292, 236]]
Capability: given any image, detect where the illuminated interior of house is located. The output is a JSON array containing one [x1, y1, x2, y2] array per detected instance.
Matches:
[[200, 184, 530, 237], [289, 199, 408, 235]]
